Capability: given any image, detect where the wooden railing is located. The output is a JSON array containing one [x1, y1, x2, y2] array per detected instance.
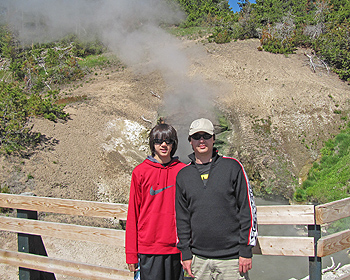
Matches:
[[1, 193, 350, 280], [0, 193, 132, 280], [252, 204, 315, 256]]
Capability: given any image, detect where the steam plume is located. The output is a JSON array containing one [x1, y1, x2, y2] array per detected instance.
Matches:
[[1, 0, 217, 160]]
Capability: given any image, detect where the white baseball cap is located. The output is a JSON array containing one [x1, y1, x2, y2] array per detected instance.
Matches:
[[189, 118, 214, 136]]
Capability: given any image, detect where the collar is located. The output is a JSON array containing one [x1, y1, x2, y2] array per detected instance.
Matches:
[[188, 148, 219, 164]]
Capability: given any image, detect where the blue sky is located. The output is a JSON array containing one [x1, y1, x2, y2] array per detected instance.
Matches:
[[228, 0, 256, 13]]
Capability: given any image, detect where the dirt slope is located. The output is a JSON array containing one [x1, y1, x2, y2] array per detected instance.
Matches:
[[2, 38, 349, 202], [1, 38, 350, 279]]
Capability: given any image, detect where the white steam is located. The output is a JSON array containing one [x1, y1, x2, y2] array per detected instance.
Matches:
[[1, 0, 186, 75], [1, 0, 217, 160]]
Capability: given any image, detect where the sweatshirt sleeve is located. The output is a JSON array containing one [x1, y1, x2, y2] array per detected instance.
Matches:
[[125, 169, 141, 264], [175, 179, 193, 261], [235, 164, 258, 258]]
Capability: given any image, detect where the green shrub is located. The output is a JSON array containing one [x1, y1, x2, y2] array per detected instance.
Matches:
[[0, 28, 90, 153], [313, 21, 350, 82], [28, 90, 69, 122], [209, 27, 232, 44], [260, 27, 297, 54], [176, 0, 234, 28], [0, 82, 68, 153], [60, 34, 106, 57], [0, 82, 29, 152]]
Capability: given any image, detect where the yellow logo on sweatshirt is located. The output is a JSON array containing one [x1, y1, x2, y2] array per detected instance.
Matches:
[[201, 174, 209, 180]]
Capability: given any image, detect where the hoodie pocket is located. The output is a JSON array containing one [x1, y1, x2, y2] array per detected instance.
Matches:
[[138, 213, 177, 246]]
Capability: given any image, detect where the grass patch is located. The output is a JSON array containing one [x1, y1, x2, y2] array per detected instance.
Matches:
[[78, 54, 116, 69], [294, 122, 350, 204], [218, 115, 230, 132], [215, 130, 230, 154]]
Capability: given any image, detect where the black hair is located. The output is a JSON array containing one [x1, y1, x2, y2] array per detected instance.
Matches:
[[149, 123, 178, 157]]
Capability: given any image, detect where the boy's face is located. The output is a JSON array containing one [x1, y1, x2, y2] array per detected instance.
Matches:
[[153, 139, 173, 162], [190, 132, 214, 156]]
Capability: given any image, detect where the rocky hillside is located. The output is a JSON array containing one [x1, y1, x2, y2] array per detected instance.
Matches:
[[2, 38, 349, 203], [1, 37, 350, 280]]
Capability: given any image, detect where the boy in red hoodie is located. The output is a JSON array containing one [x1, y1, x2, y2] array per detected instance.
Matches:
[[126, 123, 186, 280]]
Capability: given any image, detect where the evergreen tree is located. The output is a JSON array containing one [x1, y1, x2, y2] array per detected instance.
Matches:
[[254, 0, 286, 26], [176, 0, 233, 27]]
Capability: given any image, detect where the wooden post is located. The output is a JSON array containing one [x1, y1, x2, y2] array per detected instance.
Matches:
[[308, 223, 322, 280], [17, 209, 56, 280]]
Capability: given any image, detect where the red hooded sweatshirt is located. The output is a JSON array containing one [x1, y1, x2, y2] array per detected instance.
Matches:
[[125, 156, 186, 264]]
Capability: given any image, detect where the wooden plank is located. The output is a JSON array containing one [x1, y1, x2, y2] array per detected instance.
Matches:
[[256, 205, 315, 225], [0, 249, 133, 280], [0, 193, 128, 220], [0, 216, 125, 247], [315, 197, 350, 225], [252, 236, 314, 256], [317, 229, 350, 257]]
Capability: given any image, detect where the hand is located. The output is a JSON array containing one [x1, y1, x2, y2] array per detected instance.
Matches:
[[127, 263, 138, 272], [181, 259, 194, 277], [239, 257, 252, 274]]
